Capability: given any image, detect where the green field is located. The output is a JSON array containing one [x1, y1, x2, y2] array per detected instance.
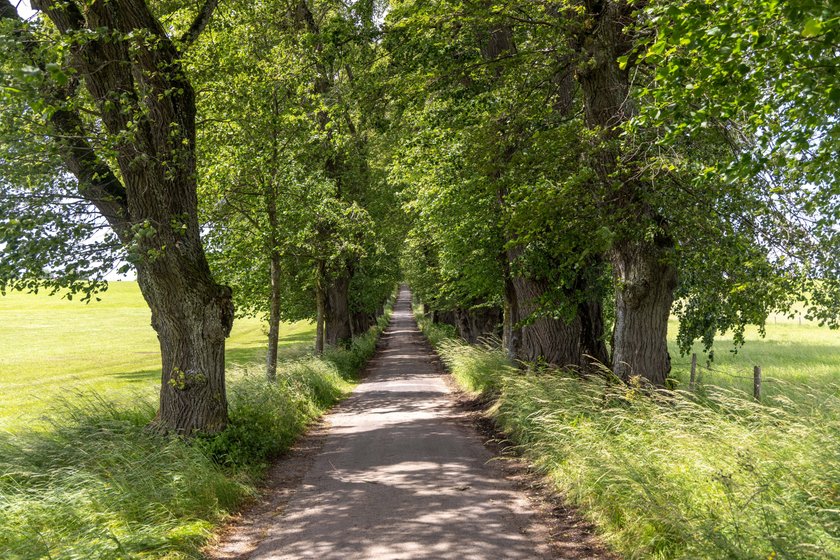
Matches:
[[0, 281, 315, 431], [667, 317, 840, 400]]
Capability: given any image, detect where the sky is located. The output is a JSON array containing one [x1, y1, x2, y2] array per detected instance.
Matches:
[[14, 1, 35, 19]]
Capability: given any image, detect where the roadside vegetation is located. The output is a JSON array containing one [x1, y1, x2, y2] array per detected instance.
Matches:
[[418, 314, 840, 560], [0, 293, 391, 559]]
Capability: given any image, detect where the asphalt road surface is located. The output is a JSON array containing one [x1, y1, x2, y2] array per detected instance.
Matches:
[[214, 287, 552, 559]]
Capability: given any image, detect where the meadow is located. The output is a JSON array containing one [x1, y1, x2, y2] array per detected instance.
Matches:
[[418, 311, 840, 560], [0, 281, 315, 431], [666, 316, 840, 400]]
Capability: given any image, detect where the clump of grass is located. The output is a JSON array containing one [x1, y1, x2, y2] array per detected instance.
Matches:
[[428, 334, 840, 560], [0, 306, 390, 560], [414, 313, 457, 348]]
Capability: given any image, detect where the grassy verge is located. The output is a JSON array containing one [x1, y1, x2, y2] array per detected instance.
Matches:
[[0, 309, 391, 560], [417, 316, 840, 560], [0, 281, 315, 431]]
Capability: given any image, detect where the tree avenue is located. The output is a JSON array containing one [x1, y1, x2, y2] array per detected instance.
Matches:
[[1, 0, 400, 433], [0, 0, 836, 437]]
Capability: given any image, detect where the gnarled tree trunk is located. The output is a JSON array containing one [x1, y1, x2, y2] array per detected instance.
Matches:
[[142, 270, 233, 435], [511, 275, 583, 368], [574, 0, 677, 385], [507, 244, 584, 368], [610, 240, 676, 383], [25, 0, 231, 434]]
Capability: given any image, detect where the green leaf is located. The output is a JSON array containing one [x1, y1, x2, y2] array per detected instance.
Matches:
[[802, 18, 823, 38]]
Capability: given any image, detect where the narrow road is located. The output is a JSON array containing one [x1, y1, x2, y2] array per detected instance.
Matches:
[[216, 287, 553, 559]]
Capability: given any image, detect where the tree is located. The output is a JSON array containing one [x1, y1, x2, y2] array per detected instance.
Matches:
[[193, 0, 399, 365], [385, 0, 838, 385], [0, 0, 232, 434]]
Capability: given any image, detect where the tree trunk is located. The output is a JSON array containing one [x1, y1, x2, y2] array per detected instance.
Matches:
[[434, 310, 457, 328], [610, 241, 676, 384], [578, 296, 610, 368], [315, 262, 326, 355], [574, 0, 678, 385], [325, 273, 352, 346], [507, 244, 583, 368], [144, 272, 233, 435], [455, 306, 502, 343], [266, 252, 282, 381], [513, 278, 583, 368], [502, 269, 521, 361], [352, 311, 374, 335]]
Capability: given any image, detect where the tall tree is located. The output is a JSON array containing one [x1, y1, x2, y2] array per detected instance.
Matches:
[[1, 0, 232, 434]]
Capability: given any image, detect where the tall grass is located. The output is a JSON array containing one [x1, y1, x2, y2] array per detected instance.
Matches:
[[0, 310, 389, 560], [418, 318, 840, 560]]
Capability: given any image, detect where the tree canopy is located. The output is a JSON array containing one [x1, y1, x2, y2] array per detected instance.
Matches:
[[0, 0, 836, 432]]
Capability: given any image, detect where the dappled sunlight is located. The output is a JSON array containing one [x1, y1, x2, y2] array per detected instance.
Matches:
[[231, 288, 546, 559]]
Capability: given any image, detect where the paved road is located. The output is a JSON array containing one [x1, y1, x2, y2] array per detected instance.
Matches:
[[224, 287, 551, 559]]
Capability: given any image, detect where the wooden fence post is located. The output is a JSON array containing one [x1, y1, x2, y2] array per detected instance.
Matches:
[[753, 365, 762, 401], [689, 353, 697, 391]]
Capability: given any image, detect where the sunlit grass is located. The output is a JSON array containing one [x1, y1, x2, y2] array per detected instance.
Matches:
[[418, 313, 840, 560], [0, 281, 315, 431], [0, 296, 391, 560]]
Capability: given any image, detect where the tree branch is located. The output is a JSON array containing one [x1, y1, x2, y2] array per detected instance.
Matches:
[[181, 0, 220, 46], [1, 0, 131, 241]]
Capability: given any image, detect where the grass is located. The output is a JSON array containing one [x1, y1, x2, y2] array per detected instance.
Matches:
[[667, 319, 840, 400], [0, 281, 315, 431], [0, 284, 393, 559], [417, 313, 840, 560]]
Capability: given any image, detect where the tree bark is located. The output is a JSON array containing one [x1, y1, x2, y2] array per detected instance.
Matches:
[[578, 296, 610, 367], [325, 273, 352, 346], [574, 0, 678, 384], [610, 240, 676, 384], [352, 311, 374, 335], [315, 261, 326, 355], [511, 277, 583, 368], [266, 252, 282, 381], [501, 260, 522, 361], [506, 244, 584, 368], [26, 0, 231, 434]]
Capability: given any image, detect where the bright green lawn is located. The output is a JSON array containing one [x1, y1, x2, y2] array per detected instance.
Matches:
[[667, 318, 840, 400], [0, 281, 315, 431]]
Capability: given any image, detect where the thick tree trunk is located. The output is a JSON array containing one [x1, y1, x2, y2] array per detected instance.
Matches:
[[575, 0, 678, 385], [507, 245, 583, 368], [139, 266, 233, 436], [325, 273, 352, 346], [610, 241, 676, 383], [512, 276, 583, 368], [266, 253, 282, 381]]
